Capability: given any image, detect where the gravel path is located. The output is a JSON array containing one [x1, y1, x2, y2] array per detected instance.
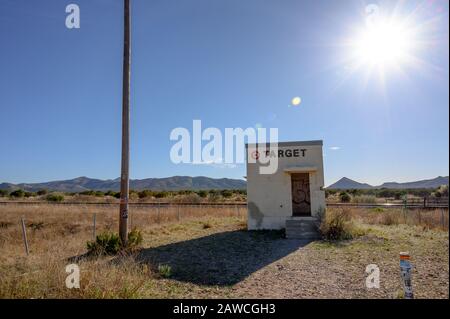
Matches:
[[230, 227, 448, 299]]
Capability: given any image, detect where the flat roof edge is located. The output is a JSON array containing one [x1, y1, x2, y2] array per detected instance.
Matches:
[[245, 140, 323, 148]]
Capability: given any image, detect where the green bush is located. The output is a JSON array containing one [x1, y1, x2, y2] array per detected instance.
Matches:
[[37, 189, 48, 196], [435, 185, 448, 198], [197, 190, 208, 198], [127, 228, 143, 250], [221, 190, 233, 198], [339, 192, 351, 203], [87, 232, 122, 255], [10, 189, 25, 198], [104, 190, 120, 198], [87, 229, 143, 255], [46, 193, 64, 202], [0, 189, 9, 197], [158, 264, 172, 278], [319, 210, 355, 240], [154, 191, 169, 198], [138, 190, 154, 199]]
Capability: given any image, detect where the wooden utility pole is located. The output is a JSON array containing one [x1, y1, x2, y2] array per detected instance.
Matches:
[[119, 0, 131, 245]]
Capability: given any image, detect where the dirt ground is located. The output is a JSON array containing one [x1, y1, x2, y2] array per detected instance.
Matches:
[[137, 219, 448, 299]]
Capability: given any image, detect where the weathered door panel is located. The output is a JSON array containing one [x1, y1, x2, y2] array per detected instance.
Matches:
[[291, 173, 311, 216]]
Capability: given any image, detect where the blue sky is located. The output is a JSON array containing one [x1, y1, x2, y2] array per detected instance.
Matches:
[[0, 0, 448, 186]]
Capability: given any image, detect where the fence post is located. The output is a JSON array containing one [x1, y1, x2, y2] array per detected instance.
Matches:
[[400, 252, 414, 299], [92, 213, 96, 239], [403, 195, 408, 225], [177, 205, 181, 221], [441, 209, 445, 229], [20, 217, 29, 256], [157, 202, 161, 224]]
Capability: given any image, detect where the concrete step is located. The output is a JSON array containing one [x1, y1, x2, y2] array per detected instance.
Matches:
[[285, 218, 321, 240], [285, 231, 321, 240], [286, 224, 317, 231]]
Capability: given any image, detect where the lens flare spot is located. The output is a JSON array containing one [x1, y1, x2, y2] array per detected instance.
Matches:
[[291, 97, 302, 106]]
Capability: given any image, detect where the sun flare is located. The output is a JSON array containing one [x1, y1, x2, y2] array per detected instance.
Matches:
[[353, 21, 413, 67]]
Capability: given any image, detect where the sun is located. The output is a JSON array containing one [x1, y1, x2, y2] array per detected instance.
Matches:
[[335, 3, 443, 95], [352, 20, 414, 68]]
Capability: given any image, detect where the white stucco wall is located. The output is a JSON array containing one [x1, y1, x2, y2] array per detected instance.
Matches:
[[246, 141, 326, 230]]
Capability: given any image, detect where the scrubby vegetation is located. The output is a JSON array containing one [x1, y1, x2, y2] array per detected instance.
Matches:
[[86, 229, 144, 255], [0, 188, 247, 203], [339, 192, 351, 203], [319, 209, 363, 240], [325, 186, 448, 204], [46, 193, 65, 202]]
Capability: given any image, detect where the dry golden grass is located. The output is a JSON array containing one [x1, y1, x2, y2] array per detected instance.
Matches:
[[0, 204, 448, 298], [0, 204, 244, 298], [340, 207, 449, 231]]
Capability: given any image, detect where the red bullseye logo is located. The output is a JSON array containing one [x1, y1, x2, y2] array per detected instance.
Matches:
[[251, 151, 260, 160]]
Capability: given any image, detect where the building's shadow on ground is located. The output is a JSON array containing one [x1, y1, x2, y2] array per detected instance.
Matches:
[[136, 230, 312, 286]]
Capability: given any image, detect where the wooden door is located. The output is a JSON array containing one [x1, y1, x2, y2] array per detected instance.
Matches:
[[291, 173, 311, 216]]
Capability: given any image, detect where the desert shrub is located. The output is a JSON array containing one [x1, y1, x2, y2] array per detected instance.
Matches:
[[46, 193, 64, 202], [79, 190, 104, 197], [138, 190, 153, 199], [434, 185, 448, 198], [339, 192, 351, 203], [394, 191, 407, 200], [79, 190, 95, 196], [36, 189, 48, 196], [158, 264, 172, 278], [320, 210, 355, 240], [127, 228, 143, 250], [87, 229, 143, 255], [347, 189, 362, 196], [154, 191, 169, 198], [0, 189, 8, 197], [87, 232, 122, 255], [197, 190, 208, 198], [10, 189, 25, 198], [104, 190, 120, 198], [208, 190, 221, 202], [221, 190, 233, 198]]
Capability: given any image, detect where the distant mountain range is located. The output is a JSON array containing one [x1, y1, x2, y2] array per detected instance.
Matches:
[[1, 175, 447, 193], [327, 176, 449, 190], [0, 176, 247, 192]]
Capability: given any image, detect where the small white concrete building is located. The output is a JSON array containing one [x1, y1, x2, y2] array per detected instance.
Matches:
[[246, 140, 326, 236]]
